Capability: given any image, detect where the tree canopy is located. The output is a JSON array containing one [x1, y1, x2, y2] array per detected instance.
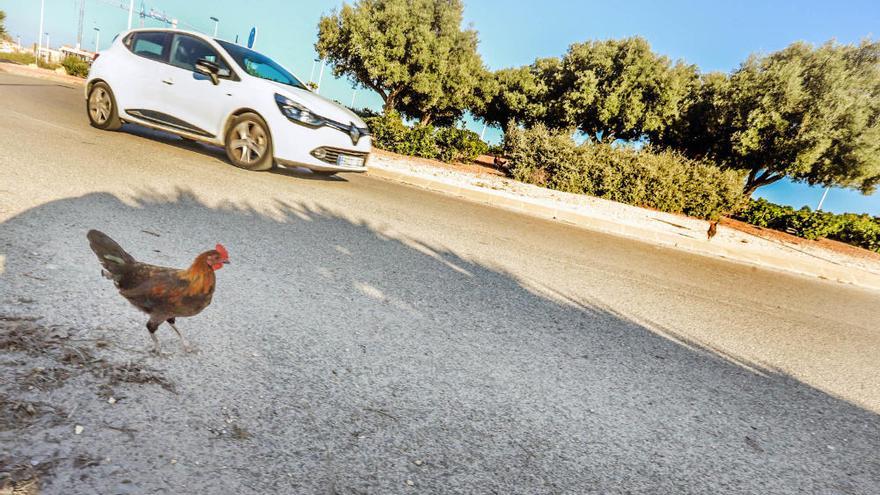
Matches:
[[316, 0, 485, 125], [665, 40, 880, 196], [0, 10, 8, 40], [553, 37, 697, 143], [473, 64, 549, 129]]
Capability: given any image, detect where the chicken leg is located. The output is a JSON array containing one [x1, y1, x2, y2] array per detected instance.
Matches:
[[166, 318, 193, 353]]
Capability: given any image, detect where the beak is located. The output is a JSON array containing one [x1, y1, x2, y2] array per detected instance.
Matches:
[[223, 260, 230, 265]]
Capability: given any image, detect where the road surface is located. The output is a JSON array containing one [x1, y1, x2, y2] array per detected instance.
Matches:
[[1, 71, 879, 494]]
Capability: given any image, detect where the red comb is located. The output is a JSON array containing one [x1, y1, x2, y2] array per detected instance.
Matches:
[[215, 243, 228, 259]]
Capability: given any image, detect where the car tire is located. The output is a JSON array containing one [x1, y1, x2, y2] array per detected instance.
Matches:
[[86, 82, 122, 131], [311, 170, 338, 177], [224, 113, 274, 171]]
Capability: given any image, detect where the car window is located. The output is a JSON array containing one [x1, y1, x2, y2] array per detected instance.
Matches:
[[130, 32, 167, 61], [216, 40, 305, 89], [169, 34, 231, 77]]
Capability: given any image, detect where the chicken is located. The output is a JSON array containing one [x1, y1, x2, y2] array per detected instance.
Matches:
[[707, 220, 718, 240], [86, 230, 229, 354]]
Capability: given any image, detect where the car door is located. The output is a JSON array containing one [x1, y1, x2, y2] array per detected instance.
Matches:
[[153, 33, 239, 139], [113, 31, 171, 120]]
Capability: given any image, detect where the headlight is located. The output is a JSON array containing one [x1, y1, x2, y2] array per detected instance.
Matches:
[[275, 93, 324, 127]]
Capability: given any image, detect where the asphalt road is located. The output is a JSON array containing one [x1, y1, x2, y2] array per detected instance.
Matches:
[[1, 71, 879, 494]]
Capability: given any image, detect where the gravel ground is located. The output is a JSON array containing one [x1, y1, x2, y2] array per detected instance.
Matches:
[[2, 71, 879, 494]]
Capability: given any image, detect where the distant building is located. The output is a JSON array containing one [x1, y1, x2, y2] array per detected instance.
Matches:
[[60, 45, 95, 62]]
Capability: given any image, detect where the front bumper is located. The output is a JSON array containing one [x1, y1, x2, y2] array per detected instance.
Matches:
[[269, 112, 371, 173]]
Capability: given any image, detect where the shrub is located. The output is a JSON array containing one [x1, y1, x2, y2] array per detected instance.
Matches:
[[735, 198, 880, 251], [435, 126, 489, 162], [61, 56, 89, 77], [364, 112, 488, 162], [504, 124, 746, 219], [0, 50, 36, 65]]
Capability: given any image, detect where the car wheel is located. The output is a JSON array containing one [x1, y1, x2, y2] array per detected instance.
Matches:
[[311, 170, 338, 177], [87, 82, 122, 131], [224, 113, 274, 171]]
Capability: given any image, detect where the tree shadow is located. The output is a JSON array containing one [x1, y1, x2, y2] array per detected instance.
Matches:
[[0, 188, 878, 494]]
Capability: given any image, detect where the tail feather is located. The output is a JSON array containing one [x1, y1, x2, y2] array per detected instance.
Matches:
[[87, 230, 136, 274]]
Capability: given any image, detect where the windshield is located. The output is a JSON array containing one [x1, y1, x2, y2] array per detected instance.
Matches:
[[216, 40, 306, 89]]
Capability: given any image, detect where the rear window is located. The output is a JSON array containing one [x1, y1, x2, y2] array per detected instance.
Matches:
[[130, 32, 167, 61]]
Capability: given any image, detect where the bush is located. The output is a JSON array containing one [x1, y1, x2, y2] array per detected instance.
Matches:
[[503, 124, 746, 219], [365, 113, 489, 163], [735, 198, 880, 251], [0, 50, 36, 65], [61, 56, 89, 77], [434, 126, 489, 162]]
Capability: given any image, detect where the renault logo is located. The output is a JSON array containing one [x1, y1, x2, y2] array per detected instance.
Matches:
[[349, 123, 361, 145]]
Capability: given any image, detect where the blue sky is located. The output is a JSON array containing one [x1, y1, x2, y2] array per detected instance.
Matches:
[[2, 0, 879, 215]]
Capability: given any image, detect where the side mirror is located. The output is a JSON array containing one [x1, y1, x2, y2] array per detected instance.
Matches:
[[195, 58, 220, 85]]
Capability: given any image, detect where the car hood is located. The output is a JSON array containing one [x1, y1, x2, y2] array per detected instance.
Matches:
[[267, 81, 367, 128]]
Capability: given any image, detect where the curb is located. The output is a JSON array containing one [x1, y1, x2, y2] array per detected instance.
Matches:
[[367, 165, 880, 292]]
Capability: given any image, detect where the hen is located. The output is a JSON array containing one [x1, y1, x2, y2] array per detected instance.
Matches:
[[87, 230, 229, 353]]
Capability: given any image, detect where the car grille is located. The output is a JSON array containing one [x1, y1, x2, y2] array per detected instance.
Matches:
[[311, 147, 368, 167]]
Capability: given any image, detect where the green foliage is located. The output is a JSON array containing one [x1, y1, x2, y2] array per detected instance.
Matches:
[[665, 40, 880, 196], [504, 124, 745, 219], [365, 112, 488, 162], [0, 50, 35, 65], [61, 56, 89, 78], [735, 198, 880, 251], [553, 37, 698, 143], [316, 0, 485, 125], [434, 126, 488, 162], [473, 65, 548, 129], [0, 10, 8, 40]]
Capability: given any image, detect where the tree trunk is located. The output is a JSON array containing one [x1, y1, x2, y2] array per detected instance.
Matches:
[[742, 168, 783, 197], [420, 114, 433, 126], [383, 98, 396, 115]]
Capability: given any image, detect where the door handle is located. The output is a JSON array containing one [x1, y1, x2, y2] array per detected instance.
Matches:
[[162, 78, 174, 85]]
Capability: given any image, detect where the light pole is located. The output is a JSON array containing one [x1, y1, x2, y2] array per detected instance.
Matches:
[[94, 27, 100, 53], [210, 16, 219, 37], [350, 89, 357, 108], [37, 0, 45, 58], [309, 58, 318, 83], [316, 60, 325, 94], [127, 0, 135, 30], [44, 32, 50, 63], [817, 186, 831, 211]]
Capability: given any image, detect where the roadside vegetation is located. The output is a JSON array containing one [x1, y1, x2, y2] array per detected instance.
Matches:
[[317, 0, 880, 250], [60, 55, 89, 77], [736, 199, 880, 252]]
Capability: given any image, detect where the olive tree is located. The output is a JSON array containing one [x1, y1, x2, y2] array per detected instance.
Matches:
[[316, 0, 485, 124], [473, 64, 550, 129], [555, 37, 697, 142], [668, 40, 880, 196]]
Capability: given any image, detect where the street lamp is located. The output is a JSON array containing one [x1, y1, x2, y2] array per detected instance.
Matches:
[[210, 16, 219, 37], [94, 27, 100, 53], [44, 32, 50, 63], [37, 0, 45, 58], [316, 59, 325, 94]]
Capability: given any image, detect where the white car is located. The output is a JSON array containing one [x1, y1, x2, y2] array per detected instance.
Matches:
[[85, 28, 370, 175]]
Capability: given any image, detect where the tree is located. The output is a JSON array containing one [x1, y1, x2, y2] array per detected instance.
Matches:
[[0, 10, 8, 41], [667, 40, 880, 196], [472, 64, 549, 129], [316, 0, 485, 125], [554, 37, 697, 143]]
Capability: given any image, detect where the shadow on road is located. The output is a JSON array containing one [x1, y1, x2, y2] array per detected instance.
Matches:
[[1, 188, 878, 494]]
